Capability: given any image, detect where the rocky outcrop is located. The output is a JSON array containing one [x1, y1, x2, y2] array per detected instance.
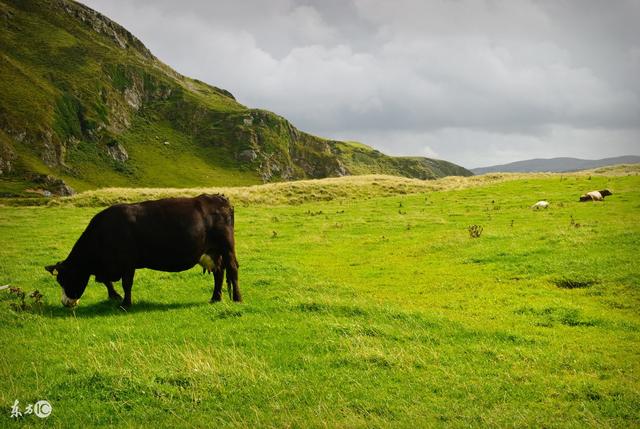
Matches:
[[238, 149, 258, 163], [29, 174, 75, 196], [0, 141, 15, 175], [0, 158, 11, 175], [56, 0, 153, 58], [40, 130, 61, 167], [221, 109, 355, 182], [106, 141, 128, 162], [0, 3, 14, 22], [124, 86, 142, 110]]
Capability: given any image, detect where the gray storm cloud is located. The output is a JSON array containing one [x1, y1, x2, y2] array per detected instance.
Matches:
[[82, 0, 640, 168]]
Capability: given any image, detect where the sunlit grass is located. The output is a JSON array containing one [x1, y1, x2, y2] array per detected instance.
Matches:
[[0, 168, 638, 427]]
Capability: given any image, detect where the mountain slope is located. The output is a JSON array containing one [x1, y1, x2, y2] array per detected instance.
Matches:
[[0, 0, 471, 196], [471, 156, 640, 175]]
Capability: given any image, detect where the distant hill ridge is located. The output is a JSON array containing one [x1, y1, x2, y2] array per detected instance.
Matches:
[[471, 156, 640, 175], [0, 0, 471, 197]]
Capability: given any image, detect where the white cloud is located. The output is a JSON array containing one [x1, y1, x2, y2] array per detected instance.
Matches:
[[348, 126, 640, 168], [83, 0, 640, 167]]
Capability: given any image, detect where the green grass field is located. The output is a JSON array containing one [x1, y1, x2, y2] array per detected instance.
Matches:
[[1, 170, 639, 427]]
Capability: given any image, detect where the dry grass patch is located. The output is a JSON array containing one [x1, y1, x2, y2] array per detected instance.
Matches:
[[46, 164, 640, 207]]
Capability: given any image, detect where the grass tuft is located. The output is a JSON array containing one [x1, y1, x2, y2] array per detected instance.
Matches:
[[553, 278, 599, 289]]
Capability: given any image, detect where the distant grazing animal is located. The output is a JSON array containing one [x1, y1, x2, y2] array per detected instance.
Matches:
[[45, 194, 241, 308], [579, 189, 612, 202], [531, 201, 549, 209]]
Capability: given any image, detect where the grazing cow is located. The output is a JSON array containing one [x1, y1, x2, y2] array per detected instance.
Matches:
[[45, 194, 241, 308], [531, 201, 549, 209], [579, 189, 612, 202]]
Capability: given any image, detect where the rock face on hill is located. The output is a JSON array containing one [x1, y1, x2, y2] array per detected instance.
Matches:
[[0, 0, 472, 196]]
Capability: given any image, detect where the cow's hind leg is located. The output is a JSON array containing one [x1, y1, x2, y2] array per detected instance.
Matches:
[[224, 252, 242, 302], [210, 256, 224, 303], [104, 281, 122, 301], [120, 269, 135, 309]]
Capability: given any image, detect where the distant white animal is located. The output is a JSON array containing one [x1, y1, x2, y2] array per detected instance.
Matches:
[[531, 201, 549, 209], [579, 189, 612, 202]]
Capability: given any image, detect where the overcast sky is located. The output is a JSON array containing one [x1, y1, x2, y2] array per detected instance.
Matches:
[[82, 0, 640, 168]]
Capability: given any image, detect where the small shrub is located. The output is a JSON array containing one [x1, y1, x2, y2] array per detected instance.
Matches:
[[570, 215, 581, 228], [468, 224, 483, 238], [553, 278, 598, 289], [214, 309, 243, 319], [7, 287, 44, 312], [297, 302, 328, 313], [557, 308, 597, 327]]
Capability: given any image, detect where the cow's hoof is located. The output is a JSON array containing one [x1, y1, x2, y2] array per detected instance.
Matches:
[[209, 298, 221, 304], [109, 294, 123, 301], [119, 301, 131, 310]]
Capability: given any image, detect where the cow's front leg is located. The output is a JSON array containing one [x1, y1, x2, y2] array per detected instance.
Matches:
[[104, 281, 123, 301], [120, 270, 135, 309]]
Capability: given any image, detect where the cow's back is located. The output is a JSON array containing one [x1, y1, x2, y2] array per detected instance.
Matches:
[[84, 196, 227, 279], [129, 194, 234, 271], [130, 197, 214, 272]]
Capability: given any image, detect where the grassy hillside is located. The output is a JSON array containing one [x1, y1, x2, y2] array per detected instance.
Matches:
[[1, 168, 638, 427], [0, 0, 471, 197]]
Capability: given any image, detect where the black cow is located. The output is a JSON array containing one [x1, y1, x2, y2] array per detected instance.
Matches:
[[45, 194, 241, 308]]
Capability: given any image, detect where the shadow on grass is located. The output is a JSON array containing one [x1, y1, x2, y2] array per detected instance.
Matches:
[[42, 299, 205, 318]]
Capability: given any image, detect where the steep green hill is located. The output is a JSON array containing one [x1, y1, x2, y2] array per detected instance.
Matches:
[[0, 0, 471, 197]]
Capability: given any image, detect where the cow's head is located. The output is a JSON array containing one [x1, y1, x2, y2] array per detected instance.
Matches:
[[600, 189, 612, 197], [45, 261, 90, 307]]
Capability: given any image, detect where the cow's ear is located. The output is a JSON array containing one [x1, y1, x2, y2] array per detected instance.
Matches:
[[45, 264, 59, 276]]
